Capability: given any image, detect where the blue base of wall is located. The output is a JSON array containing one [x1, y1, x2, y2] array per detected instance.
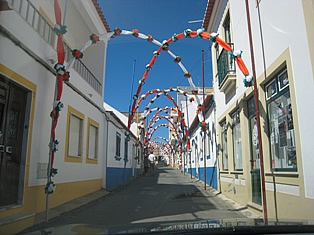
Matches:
[[136, 168, 142, 176], [184, 166, 217, 190], [106, 167, 133, 190]]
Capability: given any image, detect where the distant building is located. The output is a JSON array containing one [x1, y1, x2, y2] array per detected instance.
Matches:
[[185, 94, 218, 189], [203, 0, 314, 220], [104, 103, 142, 189]]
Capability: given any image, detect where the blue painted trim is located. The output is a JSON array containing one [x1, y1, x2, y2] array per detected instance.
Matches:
[[106, 167, 133, 189], [186, 167, 217, 190]]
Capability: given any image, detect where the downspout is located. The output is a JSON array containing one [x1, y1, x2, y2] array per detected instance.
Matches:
[[213, 101, 222, 193], [256, 2, 278, 222], [104, 113, 110, 190], [202, 50, 207, 190], [245, 0, 268, 224], [185, 95, 192, 178]]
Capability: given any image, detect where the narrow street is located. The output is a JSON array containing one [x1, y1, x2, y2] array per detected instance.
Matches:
[[21, 165, 257, 234]]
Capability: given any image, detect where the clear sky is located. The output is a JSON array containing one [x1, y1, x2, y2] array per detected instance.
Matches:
[[100, 0, 213, 140]]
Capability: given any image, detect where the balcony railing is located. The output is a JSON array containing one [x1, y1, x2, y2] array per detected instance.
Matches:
[[64, 44, 102, 94], [8, 0, 56, 47], [217, 43, 235, 86], [8, 0, 102, 95]]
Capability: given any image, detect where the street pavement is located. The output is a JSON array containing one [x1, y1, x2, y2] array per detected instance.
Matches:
[[21, 165, 260, 234]]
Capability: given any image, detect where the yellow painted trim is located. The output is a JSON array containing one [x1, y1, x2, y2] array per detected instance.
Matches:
[[0, 179, 102, 233], [64, 105, 84, 163], [256, 48, 304, 187], [0, 215, 35, 235], [30, 179, 102, 213], [86, 117, 99, 164], [0, 64, 37, 92], [0, 64, 36, 219]]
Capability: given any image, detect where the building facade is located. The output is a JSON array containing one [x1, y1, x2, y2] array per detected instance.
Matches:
[[0, 0, 111, 233], [203, 0, 314, 220], [184, 95, 218, 190], [104, 103, 142, 190]]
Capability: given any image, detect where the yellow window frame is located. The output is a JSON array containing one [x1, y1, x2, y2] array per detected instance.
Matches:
[[65, 105, 84, 163], [86, 117, 99, 164]]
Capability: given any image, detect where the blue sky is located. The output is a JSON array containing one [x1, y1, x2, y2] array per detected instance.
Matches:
[[100, 0, 212, 140]]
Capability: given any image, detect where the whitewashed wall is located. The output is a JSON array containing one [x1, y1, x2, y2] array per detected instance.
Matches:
[[0, 0, 109, 187]]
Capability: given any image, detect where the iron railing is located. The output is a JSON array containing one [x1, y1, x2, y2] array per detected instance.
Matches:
[[217, 43, 235, 86], [64, 43, 102, 94], [8, 0, 56, 47], [8, 0, 102, 95]]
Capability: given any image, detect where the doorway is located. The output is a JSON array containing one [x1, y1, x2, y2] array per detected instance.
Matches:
[[0, 77, 28, 207]]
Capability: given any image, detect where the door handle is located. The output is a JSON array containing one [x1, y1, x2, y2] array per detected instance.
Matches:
[[0, 145, 4, 153], [6, 146, 12, 154]]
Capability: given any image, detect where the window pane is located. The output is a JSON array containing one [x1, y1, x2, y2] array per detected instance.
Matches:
[[278, 70, 289, 90], [233, 122, 242, 170], [69, 114, 82, 157], [116, 132, 121, 156], [268, 91, 297, 170], [124, 140, 128, 161], [221, 123, 228, 170], [248, 96, 256, 117], [223, 12, 231, 43], [266, 80, 277, 100], [232, 111, 242, 170], [88, 125, 98, 159]]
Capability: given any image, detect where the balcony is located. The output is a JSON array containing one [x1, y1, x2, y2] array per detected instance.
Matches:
[[64, 44, 102, 94], [7, 0, 102, 95], [217, 43, 236, 94]]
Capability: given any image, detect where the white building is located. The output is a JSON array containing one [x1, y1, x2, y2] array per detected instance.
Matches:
[[183, 95, 218, 189], [203, 0, 314, 220], [0, 0, 111, 233], [103, 103, 142, 189]]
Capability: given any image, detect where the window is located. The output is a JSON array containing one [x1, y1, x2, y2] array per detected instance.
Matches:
[[223, 12, 231, 44], [124, 138, 128, 162], [266, 68, 296, 171], [132, 144, 136, 162], [65, 106, 84, 163], [115, 132, 121, 157], [221, 121, 228, 171], [232, 110, 242, 170], [86, 118, 99, 164], [217, 11, 235, 88]]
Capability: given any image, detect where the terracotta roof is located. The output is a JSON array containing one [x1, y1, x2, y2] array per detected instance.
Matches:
[[202, 0, 215, 30], [92, 0, 111, 32]]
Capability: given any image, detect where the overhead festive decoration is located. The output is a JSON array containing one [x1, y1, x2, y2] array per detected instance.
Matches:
[[51, 0, 254, 185], [72, 49, 83, 59]]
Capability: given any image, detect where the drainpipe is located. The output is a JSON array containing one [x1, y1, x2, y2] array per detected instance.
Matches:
[[256, 2, 279, 222], [245, 0, 268, 224], [104, 113, 110, 190], [202, 50, 207, 190]]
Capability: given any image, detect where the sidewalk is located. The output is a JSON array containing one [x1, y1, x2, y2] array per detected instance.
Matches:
[[182, 173, 261, 219]]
